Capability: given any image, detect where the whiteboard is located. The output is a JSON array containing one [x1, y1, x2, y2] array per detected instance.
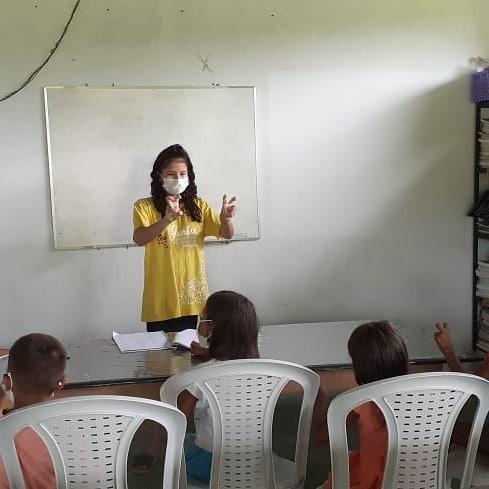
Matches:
[[44, 86, 259, 249]]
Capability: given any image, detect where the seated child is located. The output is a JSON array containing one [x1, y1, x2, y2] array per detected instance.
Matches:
[[0, 333, 67, 489], [176, 290, 296, 487], [312, 320, 409, 489]]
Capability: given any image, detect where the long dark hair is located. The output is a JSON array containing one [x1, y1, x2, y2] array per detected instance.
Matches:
[[150, 144, 201, 222], [206, 291, 259, 361], [348, 320, 408, 385]]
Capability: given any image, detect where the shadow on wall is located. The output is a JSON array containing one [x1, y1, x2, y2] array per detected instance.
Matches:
[[327, 74, 471, 326], [258, 73, 473, 334]]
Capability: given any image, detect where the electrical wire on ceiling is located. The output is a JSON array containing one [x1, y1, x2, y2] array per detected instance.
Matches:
[[0, 0, 81, 103]]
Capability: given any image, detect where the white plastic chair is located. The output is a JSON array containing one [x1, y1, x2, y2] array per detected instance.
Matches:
[[327, 372, 489, 489], [160, 358, 320, 489], [0, 395, 186, 489]]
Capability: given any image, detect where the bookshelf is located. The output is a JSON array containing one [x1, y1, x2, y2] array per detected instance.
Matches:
[[473, 102, 489, 351]]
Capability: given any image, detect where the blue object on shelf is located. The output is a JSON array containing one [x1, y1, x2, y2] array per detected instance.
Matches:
[[472, 70, 489, 103]]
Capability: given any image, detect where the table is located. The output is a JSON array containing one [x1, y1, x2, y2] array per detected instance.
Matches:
[[59, 321, 481, 400]]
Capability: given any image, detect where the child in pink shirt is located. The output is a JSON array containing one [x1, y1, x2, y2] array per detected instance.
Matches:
[[0, 333, 67, 489]]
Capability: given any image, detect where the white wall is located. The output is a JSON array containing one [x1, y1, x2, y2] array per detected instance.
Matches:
[[1, 0, 487, 350]]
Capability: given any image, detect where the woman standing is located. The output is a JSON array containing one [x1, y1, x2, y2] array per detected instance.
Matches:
[[133, 144, 236, 332]]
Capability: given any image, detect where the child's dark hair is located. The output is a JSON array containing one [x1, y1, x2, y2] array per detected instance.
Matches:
[[8, 333, 67, 395], [150, 144, 201, 222], [206, 291, 259, 361], [348, 321, 408, 385]]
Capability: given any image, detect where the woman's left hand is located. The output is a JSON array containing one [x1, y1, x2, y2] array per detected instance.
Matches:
[[220, 194, 237, 221]]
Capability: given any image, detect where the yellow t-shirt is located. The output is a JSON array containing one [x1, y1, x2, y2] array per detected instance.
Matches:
[[133, 197, 221, 322]]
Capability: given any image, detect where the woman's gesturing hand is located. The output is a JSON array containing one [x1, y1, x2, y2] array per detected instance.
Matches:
[[165, 195, 184, 222], [220, 194, 237, 221]]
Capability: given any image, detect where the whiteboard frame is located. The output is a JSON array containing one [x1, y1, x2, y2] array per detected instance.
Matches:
[[43, 85, 260, 250]]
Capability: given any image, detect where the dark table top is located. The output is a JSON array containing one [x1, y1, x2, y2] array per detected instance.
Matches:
[[60, 321, 482, 389]]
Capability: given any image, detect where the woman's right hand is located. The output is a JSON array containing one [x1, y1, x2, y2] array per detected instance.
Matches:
[[164, 195, 183, 222], [133, 196, 183, 246]]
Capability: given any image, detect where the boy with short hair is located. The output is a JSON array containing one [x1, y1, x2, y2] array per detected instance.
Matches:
[[0, 333, 67, 489]]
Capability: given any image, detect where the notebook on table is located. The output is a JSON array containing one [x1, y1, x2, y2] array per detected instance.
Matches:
[[112, 329, 198, 353]]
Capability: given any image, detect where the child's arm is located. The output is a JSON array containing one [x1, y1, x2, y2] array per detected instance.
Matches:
[[434, 323, 489, 380], [177, 389, 198, 419], [190, 342, 211, 359], [434, 322, 463, 372], [311, 387, 358, 444], [190, 320, 213, 359], [312, 386, 329, 444], [312, 387, 359, 445]]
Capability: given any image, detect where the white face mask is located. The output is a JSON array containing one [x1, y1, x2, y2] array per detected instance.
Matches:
[[2, 372, 14, 405], [196, 318, 212, 349], [162, 177, 189, 195]]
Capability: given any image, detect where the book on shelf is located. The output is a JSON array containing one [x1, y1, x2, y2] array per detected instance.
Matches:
[[482, 309, 489, 321], [476, 266, 489, 297], [112, 328, 198, 353], [476, 289, 489, 298], [477, 318, 489, 328], [470, 191, 489, 216], [477, 304, 489, 351], [476, 340, 489, 352], [478, 332, 489, 344], [477, 221, 489, 235], [477, 322, 489, 338]]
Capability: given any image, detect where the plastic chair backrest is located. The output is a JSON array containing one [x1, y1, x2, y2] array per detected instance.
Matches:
[[327, 372, 489, 489], [0, 395, 186, 489], [160, 358, 320, 489]]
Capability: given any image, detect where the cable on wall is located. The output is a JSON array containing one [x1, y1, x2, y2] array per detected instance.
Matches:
[[0, 0, 81, 103]]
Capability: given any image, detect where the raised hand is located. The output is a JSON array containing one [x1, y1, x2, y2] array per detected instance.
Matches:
[[165, 195, 184, 222], [434, 322, 454, 356], [220, 194, 237, 221]]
